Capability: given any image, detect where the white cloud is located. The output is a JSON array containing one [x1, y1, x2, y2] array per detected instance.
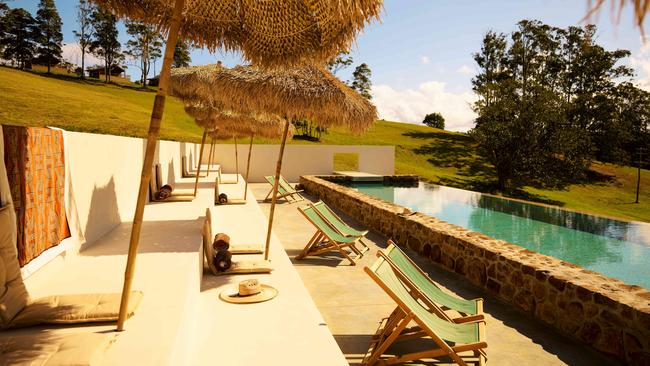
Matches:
[[419, 55, 430, 65], [371, 81, 478, 132], [456, 65, 475, 76], [630, 38, 650, 91], [61, 43, 102, 68]]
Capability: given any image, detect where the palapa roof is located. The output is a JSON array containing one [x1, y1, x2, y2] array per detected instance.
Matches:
[[171, 63, 377, 133], [185, 103, 293, 140], [90, 0, 382, 68]]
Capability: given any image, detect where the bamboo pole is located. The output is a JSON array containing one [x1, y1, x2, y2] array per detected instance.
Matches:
[[264, 120, 290, 260], [234, 135, 239, 183], [116, 0, 185, 331], [192, 130, 208, 196], [244, 133, 254, 200], [206, 137, 215, 177]]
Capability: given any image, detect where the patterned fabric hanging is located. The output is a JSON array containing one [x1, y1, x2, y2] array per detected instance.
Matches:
[[2, 126, 70, 266]]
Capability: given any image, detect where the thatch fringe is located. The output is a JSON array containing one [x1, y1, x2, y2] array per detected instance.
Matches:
[[90, 0, 382, 68], [184, 102, 293, 140], [171, 63, 377, 133]]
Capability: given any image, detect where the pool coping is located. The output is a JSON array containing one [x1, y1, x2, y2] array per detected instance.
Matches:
[[300, 175, 650, 365]]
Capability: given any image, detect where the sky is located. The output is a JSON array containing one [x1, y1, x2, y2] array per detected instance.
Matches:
[[15, 0, 650, 131]]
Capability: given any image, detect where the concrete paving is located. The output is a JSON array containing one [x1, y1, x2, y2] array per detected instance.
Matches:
[[250, 183, 619, 366]]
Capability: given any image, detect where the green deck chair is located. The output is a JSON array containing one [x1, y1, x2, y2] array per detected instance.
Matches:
[[311, 201, 370, 254], [363, 256, 487, 366], [279, 175, 304, 201], [297, 204, 366, 265], [264, 175, 303, 202], [380, 241, 484, 323]]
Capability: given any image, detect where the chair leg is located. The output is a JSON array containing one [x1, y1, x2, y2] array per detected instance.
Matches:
[[296, 232, 322, 260], [338, 246, 357, 265], [364, 313, 413, 366]]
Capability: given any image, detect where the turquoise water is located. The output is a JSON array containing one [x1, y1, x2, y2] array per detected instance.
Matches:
[[349, 182, 650, 290]]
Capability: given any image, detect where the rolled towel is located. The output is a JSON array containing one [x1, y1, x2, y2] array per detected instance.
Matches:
[[213, 250, 232, 272], [218, 193, 228, 204], [156, 185, 173, 200], [213, 233, 230, 252]]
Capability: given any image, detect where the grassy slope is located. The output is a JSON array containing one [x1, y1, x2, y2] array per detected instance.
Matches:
[[2, 67, 648, 222]]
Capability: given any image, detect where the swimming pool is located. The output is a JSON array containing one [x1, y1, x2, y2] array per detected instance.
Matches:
[[348, 182, 650, 290]]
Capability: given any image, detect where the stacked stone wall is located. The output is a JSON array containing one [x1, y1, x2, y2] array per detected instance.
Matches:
[[301, 175, 650, 365]]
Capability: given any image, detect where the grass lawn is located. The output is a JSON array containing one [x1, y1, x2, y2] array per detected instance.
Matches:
[[2, 66, 648, 222]]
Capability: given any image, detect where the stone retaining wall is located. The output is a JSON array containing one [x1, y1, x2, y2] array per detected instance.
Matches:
[[300, 175, 650, 365]]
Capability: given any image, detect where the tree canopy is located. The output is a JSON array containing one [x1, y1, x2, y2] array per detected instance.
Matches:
[[90, 5, 123, 82], [173, 40, 192, 68], [470, 20, 649, 191], [423, 112, 445, 129], [0, 8, 37, 69], [125, 20, 162, 86], [351, 63, 372, 99], [34, 0, 62, 73]]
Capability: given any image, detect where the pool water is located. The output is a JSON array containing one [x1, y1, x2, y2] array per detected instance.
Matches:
[[349, 182, 650, 290]]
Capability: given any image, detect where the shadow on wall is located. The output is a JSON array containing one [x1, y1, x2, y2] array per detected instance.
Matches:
[[83, 176, 121, 246], [167, 161, 176, 186]]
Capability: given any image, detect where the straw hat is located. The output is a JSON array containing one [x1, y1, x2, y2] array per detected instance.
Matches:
[[220, 279, 277, 304]]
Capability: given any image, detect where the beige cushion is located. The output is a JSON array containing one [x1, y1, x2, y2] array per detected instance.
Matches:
[[0, 204, 30, 327], [0, 332, 111, 366], [8, 291, 143, 329]]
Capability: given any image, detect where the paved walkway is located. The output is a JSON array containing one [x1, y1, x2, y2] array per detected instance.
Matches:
[[250, 183, 618, 366]]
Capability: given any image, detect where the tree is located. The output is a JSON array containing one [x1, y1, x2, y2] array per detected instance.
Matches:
[[34, 0, 62, 73], [173, 40, 191, 68], [470, 21, 593, 191], [125, 20, 163, 87], [89, 6, 122, 83], [327, 51, 353, 75], [73, 0, 94, 79], [1, 8, 37, 69], [0, 1, 9, 53], [422, 113, 445, 129], [351, 63, 372, 99]]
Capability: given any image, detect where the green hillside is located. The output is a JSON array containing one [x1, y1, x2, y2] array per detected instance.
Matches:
[[1, 67, 648, 222]]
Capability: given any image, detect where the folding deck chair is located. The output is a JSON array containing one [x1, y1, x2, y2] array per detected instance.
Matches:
[[264, 175, 304, 202], [202, 209, 271, 275], [296, 203, 368, 265], [312, 201, 370, 249], [380, 241, 484, 323], [363, 254, 487, 366], [149, 166, 195, 202]]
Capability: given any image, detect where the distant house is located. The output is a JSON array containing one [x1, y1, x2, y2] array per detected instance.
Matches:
[[147, 75, 159, 87], [87, 65, 126, 79]]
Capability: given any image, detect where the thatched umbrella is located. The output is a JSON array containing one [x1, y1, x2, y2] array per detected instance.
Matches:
[[208, 115, 294, 200], [170, 64, 377, 264], [171, 64, 373, 133], [91, 0, 382, 331], [585, 0, 649, 34], [185, 103, 291, 198]]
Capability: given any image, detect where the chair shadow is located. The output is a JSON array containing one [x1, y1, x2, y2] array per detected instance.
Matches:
[[283, 248, 351, 267]]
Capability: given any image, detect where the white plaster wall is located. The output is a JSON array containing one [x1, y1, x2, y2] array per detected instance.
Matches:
[[200, 144, 395, 182], [63, 132, 185, 248], [2, 127, 394, 266]]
